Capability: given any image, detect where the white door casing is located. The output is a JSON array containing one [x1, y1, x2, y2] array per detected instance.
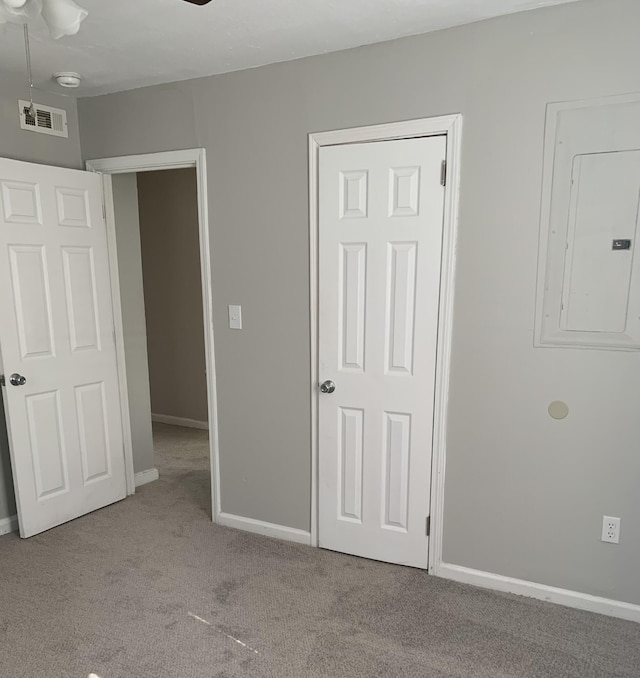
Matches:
[[317, 135, 447, 568], [87, 148, 219, 521], [0, 158, 126, 537]]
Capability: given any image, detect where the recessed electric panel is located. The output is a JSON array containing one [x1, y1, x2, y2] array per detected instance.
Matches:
[[536, 95, 640, 350], [560, 151, 640, 334]]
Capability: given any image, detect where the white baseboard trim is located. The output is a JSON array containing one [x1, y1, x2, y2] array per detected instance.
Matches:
[[438, 562, 640, 623], [0, 514, 18, 536], [152, 413, 209, 430], [134, 468, 159, 487], [217, 512, 312, 546]]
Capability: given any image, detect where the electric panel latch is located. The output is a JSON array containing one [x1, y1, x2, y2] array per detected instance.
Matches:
[[612, 239, 632, 250]]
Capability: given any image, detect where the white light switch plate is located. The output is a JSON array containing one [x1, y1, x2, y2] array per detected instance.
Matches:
[[228, 304, 242, 330]]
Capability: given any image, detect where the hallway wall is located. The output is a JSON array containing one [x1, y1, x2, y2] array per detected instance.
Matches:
[[137, 169, 208, 424], [111, 173, 155, 474]]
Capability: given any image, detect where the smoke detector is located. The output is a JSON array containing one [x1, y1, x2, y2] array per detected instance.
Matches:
[[53, 71, 82, 88]]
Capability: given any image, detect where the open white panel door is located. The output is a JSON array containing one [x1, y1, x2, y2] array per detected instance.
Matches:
[[318, 136, 446, 568], [0, 158, 126, 537]]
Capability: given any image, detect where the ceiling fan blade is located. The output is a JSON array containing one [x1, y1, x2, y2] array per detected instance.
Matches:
[[183, 0, 213, 5]]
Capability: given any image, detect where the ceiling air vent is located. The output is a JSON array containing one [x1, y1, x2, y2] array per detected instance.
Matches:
[[18, 100, 68, 138]]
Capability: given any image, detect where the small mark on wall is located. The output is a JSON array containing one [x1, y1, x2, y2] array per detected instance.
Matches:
[[548, 401, 569, 420]]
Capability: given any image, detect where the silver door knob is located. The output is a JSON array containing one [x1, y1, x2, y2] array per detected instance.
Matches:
[[320, 380, 336, 394], [9, 373, 26, 387]]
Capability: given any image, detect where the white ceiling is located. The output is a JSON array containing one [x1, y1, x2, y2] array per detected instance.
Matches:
[[0, 0, 581, 97]]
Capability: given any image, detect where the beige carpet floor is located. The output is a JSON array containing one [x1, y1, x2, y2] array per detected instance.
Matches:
[[0, 422, 638, 677]]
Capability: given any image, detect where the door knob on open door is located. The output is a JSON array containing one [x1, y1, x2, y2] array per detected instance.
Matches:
[[320, 380, 336, 394], [9, 373, 26, 387]]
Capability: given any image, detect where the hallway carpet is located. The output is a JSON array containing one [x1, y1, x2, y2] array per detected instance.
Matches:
[[0, 423, 638, 677]]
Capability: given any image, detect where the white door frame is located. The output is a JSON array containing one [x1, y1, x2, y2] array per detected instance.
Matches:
[[86, 149, 221, 523], [309, 116, 462, 573]]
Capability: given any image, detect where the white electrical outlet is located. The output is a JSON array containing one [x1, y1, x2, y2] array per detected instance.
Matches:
[[601, 516, 621, 544]]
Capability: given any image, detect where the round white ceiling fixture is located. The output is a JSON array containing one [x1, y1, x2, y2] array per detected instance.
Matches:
[[53, 71, 81, 87]]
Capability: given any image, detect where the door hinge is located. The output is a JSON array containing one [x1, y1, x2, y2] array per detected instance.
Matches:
[[102, 201, 106, 220], [440, 160, 447, 187], [426, 515, 431, 537]]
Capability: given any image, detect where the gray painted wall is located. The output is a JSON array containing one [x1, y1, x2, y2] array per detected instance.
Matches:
[[137, 169, 207, 424], [111, 174, 155, 475], [78, 0, 640, 605], [0, 77, 82, 522]]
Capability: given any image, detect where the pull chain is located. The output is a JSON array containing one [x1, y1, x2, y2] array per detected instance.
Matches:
[[23, 23, 36, 119]]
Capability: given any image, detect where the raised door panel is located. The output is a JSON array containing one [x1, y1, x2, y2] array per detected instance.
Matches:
[[339, 243, 367, 371], [385, 242, 417, 375], [62, 246, 101, 352], [8, 245, 55, 359], [389, 167, 420, 217], [1, 180, 42, 225], [26, 390, 69, 500], [339, 170, 368, 219], [56, 187, 91, 228], [75, 382, 111, 483], [338, 407, 364, 523], [382, 412, 411, 531]]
